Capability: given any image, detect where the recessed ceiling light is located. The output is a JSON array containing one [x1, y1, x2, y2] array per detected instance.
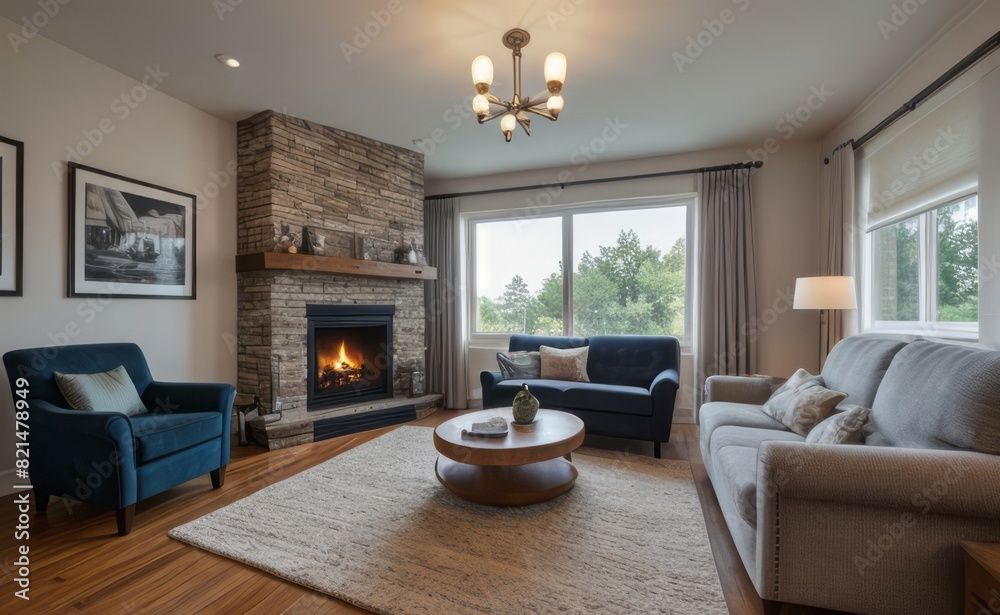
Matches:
[[215, 54, 240, 68]]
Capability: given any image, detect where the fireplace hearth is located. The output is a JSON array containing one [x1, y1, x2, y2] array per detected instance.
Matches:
[[307, 304, 394, 411]]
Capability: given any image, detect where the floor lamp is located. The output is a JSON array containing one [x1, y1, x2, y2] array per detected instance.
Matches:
[[793, 276, 858, 371]]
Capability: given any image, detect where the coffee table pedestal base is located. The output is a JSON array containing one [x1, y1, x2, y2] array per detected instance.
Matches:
[[435, 456, 578, 506]]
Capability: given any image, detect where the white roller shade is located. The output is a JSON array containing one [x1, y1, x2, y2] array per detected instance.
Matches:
[[859, 51, 1000, 230]]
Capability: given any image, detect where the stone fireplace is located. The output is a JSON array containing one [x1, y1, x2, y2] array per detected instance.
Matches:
[[235, 110, 441, 449]]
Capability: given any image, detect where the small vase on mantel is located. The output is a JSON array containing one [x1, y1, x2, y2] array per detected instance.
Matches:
[[512, 383, 539, 425]]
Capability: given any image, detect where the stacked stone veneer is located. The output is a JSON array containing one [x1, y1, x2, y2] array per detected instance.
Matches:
[[237, 110, 425, 413]]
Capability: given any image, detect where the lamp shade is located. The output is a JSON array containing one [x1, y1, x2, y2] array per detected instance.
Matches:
[[793, 276, 858, 310]]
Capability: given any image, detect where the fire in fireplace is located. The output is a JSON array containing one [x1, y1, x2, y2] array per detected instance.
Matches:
[[306, 305, 394, 411]]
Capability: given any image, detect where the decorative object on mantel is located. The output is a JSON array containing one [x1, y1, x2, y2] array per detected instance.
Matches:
[[470, 28, 567, 142], [512, 383, 539, 424], [392, 234, 412, 265], [273, 221, 301, 254], [0, 134, 24, 296], [302, 226, 326, 255], [409, 370, 425, 397], [356, 234, 397, 263]]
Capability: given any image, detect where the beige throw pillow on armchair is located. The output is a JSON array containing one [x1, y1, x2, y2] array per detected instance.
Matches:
[[763, 368, 846, 436], [539, 345, 590, 382]]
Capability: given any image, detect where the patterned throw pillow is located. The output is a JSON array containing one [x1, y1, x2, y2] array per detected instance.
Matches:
[[496, 351, 541, 380], [763, 371, 847, 436], [806, 405, 872, 444], [539, 345, 590, 382], [55, 365, 148, 417]]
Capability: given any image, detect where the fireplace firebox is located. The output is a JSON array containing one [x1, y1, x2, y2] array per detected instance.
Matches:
[[306, 304, 394, 411]]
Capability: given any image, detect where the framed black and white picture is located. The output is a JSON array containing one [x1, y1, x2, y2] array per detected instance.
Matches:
[[68, 163, 196, 299], [0, 135, 24, 296]]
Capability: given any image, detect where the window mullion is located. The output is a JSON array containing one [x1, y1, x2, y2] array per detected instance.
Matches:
[[927, 210, 939, 323], [562, 213, 573, 336], [918, 214, 930, 322]]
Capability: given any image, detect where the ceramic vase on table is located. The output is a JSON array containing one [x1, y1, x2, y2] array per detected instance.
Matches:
[[512, 383, 539, 424]]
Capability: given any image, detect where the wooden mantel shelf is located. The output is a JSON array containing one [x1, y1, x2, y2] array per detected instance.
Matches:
[[236, 252, 437, 280]]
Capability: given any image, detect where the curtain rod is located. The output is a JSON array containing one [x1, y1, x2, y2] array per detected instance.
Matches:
[[424, 160, 763, 200], [825, 30, 1000, 164]]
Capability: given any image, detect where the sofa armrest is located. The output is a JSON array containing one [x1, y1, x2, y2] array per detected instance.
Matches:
[[650, 369, 680, 396], [480, 371, 503, 407], [704, 375, 782, 405], [758, 441, 1000, 519], [28, 399, 137, 508], [142, 381, 236, 415]]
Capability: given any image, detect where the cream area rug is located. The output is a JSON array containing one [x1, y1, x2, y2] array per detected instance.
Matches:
[[169, 426, 726, 614]]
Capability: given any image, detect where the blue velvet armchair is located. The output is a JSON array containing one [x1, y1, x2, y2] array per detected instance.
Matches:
[[3, 343, 235, 535]]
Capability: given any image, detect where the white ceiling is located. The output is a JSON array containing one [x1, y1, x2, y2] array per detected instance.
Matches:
[[1, 0, 975, 179]]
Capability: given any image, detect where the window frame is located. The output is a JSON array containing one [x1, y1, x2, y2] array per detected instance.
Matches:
[[864, 192, 979, 341], [466, 194, 696, 349]]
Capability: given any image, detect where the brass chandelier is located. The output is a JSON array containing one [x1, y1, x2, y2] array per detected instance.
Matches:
[[471, 28, 567, 142]]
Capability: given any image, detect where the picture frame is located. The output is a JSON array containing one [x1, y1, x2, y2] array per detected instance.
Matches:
[[68, 163, 196, 299], [0, 135, 24, 296]]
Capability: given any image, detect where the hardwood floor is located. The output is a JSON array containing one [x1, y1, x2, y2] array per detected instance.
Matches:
[[0, 411, 800, 614]]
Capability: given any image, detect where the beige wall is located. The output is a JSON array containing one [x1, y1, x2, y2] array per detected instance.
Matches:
[[0, 19, 238, 484], [820, 2, 1000, 348], [427, 140, 823, 416]]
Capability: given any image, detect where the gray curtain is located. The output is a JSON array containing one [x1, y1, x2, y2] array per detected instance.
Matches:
[[821, 145, 860, 361], [424, 197, 468, 409], [697, 167, 758, 407]]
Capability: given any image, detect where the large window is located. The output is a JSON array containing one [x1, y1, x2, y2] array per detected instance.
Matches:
[[472, 199, 692, 343], [868, 194, 978, 336]]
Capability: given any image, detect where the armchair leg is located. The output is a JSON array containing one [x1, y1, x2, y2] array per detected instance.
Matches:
[[653, 442, 662, 459], [116, 504, 135, 536], [34, 488, 50, 514], [211, 465, 227, 489]]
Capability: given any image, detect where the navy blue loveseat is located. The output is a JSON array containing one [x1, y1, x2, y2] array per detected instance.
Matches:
[[481, 335, 680, 457]]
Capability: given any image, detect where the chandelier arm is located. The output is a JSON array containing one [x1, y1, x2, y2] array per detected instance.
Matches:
[[524, 107, 558, 122], [485, 93, 506, 106], [516, 116, 531, 136], [478, 109, 510, 124]]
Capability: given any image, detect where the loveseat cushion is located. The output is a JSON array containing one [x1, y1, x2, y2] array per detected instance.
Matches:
[[561, 383, 651, 416], [821, 336, 907, 409], [131, 412, 223, 464], [867, 341, 1000, 454], [709, 426, 806, 526], [489, 379, 579, 408], [586, 335, 679, 388]]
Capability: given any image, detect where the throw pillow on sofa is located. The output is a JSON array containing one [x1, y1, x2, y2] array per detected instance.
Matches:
[[540, 345, 590, 382], [763, 370, 846, 436], [496, 351, 541, 380], [806, 405, 871, 444], [54, 365, 148, 417]]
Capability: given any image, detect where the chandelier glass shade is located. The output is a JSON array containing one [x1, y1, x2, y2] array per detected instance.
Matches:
[[471, 29, 566, 142]]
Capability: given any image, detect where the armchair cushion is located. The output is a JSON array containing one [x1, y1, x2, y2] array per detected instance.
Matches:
[[55, 365, 147, 416], [131, 412, 224, 464]]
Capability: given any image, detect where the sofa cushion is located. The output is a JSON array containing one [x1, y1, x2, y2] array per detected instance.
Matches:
[[806, 405, 871, 444], [709, 426, 806, 526], [496, 351, 541, 379], [868, 341, 1000, 454], [489, 379, 579, 408], [821, 335, 908, 409], [763, 379, 846, 437], [699, 402, 789, 473], [561, 383, 651, 416], [131, 412, 223, 464], [586, 335, 679, 388], [540, 345, 590, 382]]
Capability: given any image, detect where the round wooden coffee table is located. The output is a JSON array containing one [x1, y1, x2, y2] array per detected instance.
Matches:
[[433, 408, 585, 506]]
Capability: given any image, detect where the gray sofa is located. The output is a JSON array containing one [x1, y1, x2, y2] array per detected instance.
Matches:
[[700, 335, 1000, 615]]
